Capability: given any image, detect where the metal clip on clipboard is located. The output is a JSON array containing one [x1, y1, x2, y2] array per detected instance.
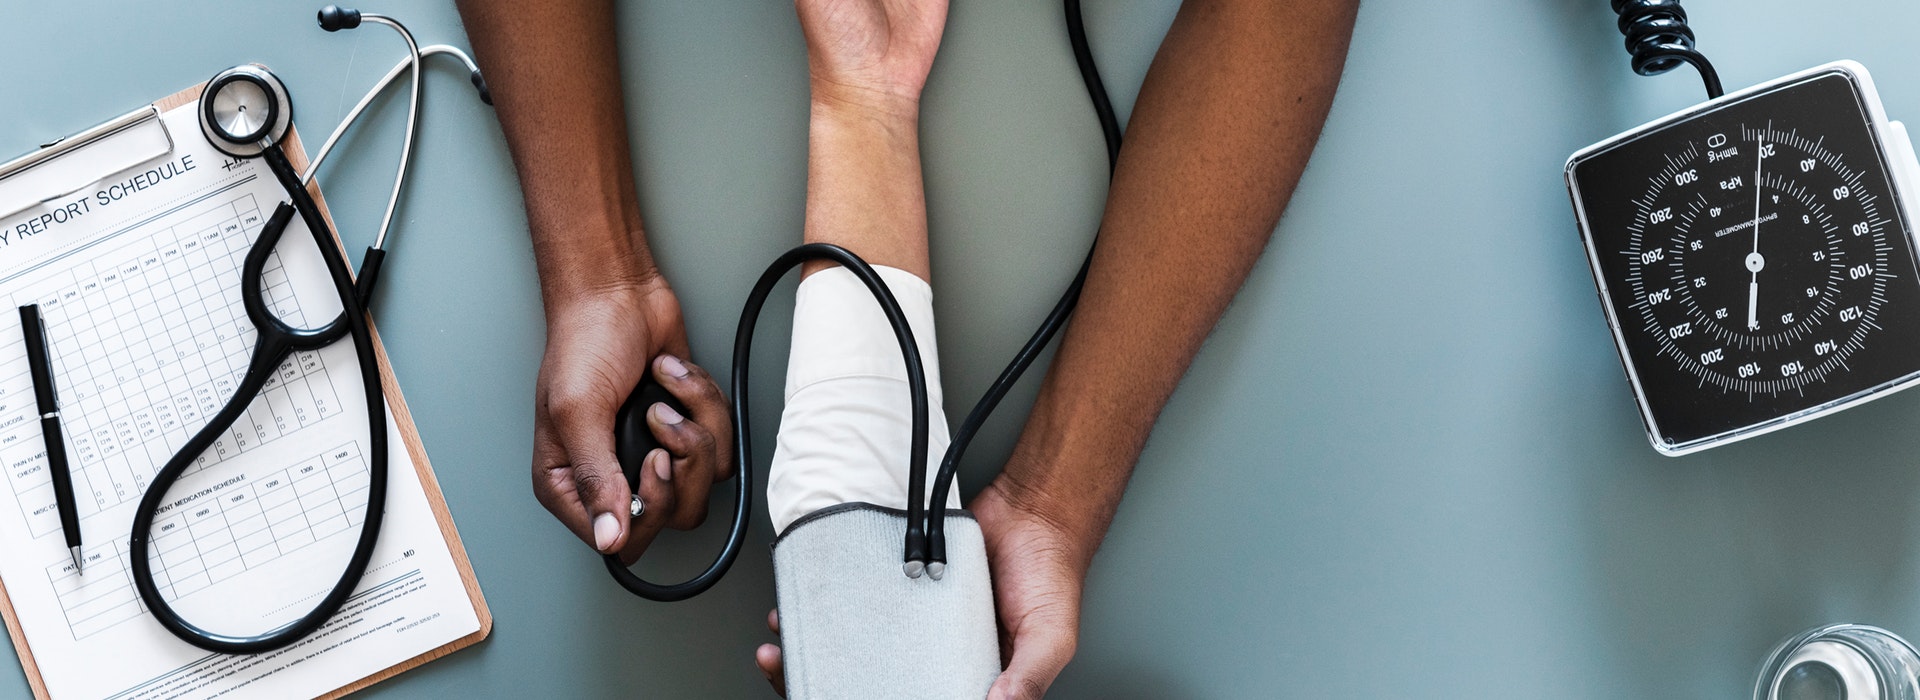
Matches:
[[0, 105, 174, 222]]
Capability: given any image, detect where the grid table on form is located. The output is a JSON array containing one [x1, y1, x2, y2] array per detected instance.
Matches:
[[42, 442, 368, 640], [0, 194, 343, 541]]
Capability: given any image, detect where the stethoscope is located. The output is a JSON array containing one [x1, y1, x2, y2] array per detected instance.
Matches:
[[602, 0, 1123, 600], [126, 6, 489, 653]]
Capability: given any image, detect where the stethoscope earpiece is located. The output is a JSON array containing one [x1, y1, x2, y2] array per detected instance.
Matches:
[[317, 5, 361, 32], [200, 65, 293, 159]]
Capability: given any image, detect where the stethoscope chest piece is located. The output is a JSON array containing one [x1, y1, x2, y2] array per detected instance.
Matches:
[[201, 65, 293, 158], [1757, 624, 1920, 700]]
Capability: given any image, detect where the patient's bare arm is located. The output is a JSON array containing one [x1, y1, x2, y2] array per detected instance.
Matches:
[[794, 0, 948, 279], [753, 0, 951, 691]]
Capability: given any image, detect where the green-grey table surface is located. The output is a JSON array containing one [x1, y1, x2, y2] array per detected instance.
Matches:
[[7, 1, 1920, 697]]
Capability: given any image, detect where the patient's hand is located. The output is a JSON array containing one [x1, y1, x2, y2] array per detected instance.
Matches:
[[795, 0, 948, 113]]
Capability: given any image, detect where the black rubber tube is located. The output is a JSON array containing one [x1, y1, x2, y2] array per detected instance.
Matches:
[[605, 0, 1129, 588], [127, 145, 389, 654], [604, 243, 928, 597], [923, 0, 1123, 566]]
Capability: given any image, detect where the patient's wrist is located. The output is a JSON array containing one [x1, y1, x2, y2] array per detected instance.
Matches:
[[807, 91, 923, 171], [810, 81, 921, 127]]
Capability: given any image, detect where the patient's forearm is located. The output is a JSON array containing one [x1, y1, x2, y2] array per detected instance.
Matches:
[[803, 92, 932, 279], [998, 0, 1358, 552]]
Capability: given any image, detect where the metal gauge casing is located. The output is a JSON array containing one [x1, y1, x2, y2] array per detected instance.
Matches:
[[1568, 61, 1920, 456]]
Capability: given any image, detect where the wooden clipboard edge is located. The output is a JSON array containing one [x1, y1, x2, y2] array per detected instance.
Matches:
[[0, 548, 46, 700], [0, 78, 492, 700]]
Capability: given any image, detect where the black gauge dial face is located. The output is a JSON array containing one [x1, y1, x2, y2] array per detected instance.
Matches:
[[1571, 70, 1920, 450]]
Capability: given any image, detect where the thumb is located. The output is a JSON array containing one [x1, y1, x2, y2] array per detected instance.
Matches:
[[988, 614, 1077, 700], [551, 396, 633, 554]]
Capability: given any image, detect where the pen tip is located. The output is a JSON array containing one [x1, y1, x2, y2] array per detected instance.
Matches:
[[70, 547, 81, 574]]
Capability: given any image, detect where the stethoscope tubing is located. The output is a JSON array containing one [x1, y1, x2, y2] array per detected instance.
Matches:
[[302, 44, 480, 189], [127, 145, 391, 654], [123, 6, 472, 653], [351, 14, 418, 252]]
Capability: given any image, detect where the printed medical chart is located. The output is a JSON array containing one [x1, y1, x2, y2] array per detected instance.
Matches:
[[0, 103, 481, 698]]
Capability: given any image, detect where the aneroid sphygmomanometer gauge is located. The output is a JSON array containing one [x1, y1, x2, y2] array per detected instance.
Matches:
[[1568, 62, 1920, 455]]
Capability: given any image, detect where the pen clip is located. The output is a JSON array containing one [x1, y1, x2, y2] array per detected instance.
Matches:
[[36, 315, 55, 410], [17, 304, 57, 416]]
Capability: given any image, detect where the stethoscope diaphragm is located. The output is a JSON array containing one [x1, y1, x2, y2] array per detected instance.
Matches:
[[200, 64, 293, 158]]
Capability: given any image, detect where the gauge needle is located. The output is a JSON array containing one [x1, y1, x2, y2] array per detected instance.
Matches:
[[1748, 135, 1766, 331]]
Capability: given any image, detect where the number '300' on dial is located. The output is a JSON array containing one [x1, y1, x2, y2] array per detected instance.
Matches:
[[1629, 125, 1889, 393]]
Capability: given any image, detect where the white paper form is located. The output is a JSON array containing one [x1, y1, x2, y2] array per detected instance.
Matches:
[[0, 103, 480, 699]]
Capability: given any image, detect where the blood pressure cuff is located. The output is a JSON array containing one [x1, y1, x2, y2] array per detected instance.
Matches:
[[772, 503, 1000, 699]]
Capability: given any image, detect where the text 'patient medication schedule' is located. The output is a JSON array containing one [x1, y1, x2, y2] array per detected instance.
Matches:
[[0, 102, 479, 699]]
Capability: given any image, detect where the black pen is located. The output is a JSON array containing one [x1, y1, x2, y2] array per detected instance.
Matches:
[[19, 304, 80, 573]]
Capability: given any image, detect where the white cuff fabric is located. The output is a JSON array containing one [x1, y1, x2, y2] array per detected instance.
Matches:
[[767, 265, 961, 534]]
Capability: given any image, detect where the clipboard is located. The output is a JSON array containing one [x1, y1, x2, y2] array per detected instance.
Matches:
[[0, 79, 491, 700]]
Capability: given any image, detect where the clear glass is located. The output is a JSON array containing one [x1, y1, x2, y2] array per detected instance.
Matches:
[[1756, 624, 1920, 700]]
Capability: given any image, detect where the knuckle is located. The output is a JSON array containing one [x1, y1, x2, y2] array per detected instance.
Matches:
[[1056, 633, 1079, 662], [676, 357, 713, 382], [530, 478, 561, 511], [546, 392, 590, 425], [545, 381, 609, 427], [689, 426, 717, 455], [676, 367, 725, 403], [572, 468, 614, 500], [1017, 677, 1049, 700], [642, 481, 676, 515], [691, 374, 719, 398]]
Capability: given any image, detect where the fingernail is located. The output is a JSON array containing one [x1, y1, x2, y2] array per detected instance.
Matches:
[[659, 354, 690, 379], [593, 512, 620, 552], [652, 401, 684, 425], [651, 448, 672, 482]]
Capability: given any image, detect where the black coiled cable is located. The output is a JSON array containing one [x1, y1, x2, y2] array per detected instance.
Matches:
[[1612, 0, 1724, 98]]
